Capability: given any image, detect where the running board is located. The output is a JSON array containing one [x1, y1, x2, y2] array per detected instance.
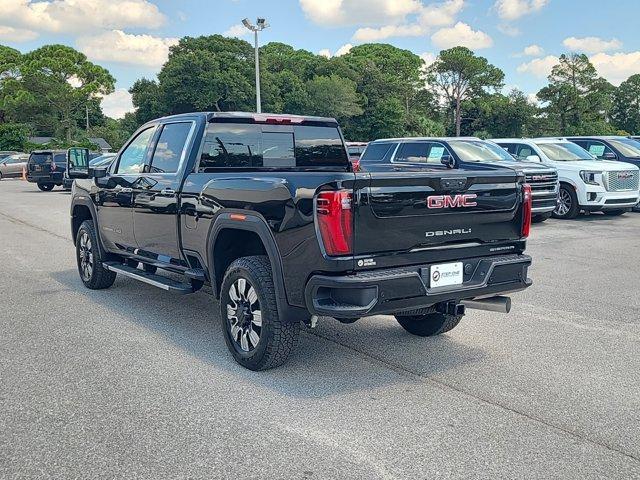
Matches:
[[103, 262, 194, 294]]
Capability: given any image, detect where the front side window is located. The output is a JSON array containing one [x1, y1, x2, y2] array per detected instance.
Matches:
[[515, 144, 535, 159], [395, 142, 450, 164], [448, 140, 514, 162], [117, 127, 156, 175], [149, 122, 193, 173], [537, 143, 594, 162], [586, 141, 613, 159]]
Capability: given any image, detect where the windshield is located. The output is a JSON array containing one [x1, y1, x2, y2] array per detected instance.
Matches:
[[608, 138, 640, 158], [29, 153, 54, 165], [537, 143, 594, 162], [448, 140, 514, 162]]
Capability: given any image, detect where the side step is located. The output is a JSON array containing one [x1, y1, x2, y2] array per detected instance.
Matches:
[[103, 262, 194, 294]]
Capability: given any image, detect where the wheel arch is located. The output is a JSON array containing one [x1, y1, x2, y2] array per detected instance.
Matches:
[[71, 198, 99, 247], [206, 212, 306, 323]]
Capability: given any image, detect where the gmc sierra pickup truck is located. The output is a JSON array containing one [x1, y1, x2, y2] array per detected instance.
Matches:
[[67, 112, 533, 370]]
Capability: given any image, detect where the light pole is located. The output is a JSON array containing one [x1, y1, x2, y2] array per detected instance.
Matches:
[[242, 17, 268, 113]]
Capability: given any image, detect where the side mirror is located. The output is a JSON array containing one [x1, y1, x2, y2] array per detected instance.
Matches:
[[526, 155, 542, 163], [603, 152, 617, 160], [67, 147, 90, 179], [440, 155, 455, 169], [90, 167, 108, 179]]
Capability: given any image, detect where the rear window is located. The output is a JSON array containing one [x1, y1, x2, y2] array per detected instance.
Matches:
[[54, 154, 66, 163], [361, 143, 394, 162], [198, 123, 348, 171], [29, 153, 54, 165]]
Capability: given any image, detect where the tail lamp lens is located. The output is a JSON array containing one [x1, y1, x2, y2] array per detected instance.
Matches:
[[521, 183, 532, 238], [316, 190, 353, 256]]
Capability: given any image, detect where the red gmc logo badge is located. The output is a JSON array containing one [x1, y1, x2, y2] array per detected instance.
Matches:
[[427, 194, 478, 209]]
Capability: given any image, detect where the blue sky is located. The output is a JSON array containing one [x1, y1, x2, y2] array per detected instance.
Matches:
[[1, 0, 639, 117]]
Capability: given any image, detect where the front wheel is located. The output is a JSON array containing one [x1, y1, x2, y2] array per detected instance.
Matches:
[[553, 185, 579, 219], [395, 312, 463, 337], [603, 209, 627, 216], [37, 182, 54, 191], [220, 256, 299, 371], [76, 220, 116, 289]]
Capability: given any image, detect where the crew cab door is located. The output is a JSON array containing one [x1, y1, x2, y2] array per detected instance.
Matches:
[[132, 121, 196, 262], [97, 126, 157, 253]]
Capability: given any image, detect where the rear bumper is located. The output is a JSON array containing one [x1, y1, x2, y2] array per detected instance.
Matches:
[[27, 172, 64, 184], [305, 254, 532, 318]]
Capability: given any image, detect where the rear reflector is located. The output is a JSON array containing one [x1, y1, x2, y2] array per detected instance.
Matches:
[[316, 190, 353, 256], [521, 184, 532, 238]]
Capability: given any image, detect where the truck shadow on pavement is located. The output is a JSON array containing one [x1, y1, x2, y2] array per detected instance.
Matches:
[[51, 268, 487, 398]]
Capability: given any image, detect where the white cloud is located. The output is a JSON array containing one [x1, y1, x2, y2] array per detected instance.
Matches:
[[224, 24, 249, 38], [101, 88, 134, 119], [0, 0, 165, 35], [497, 23, 520, 36], [352, 0, 464, 41], [590, 51, 640, 86], [420, 52, 436, 69], [431, 22, 493, 50], [494, 0, 548, 21], [299, 0, 422, 26], [523, 44, 544, 56], [563, 36, 623, 54], [318, 44, 354, 58], [77, 30, 179, 68], [0, 25, 37, 42], [517, 55, 559, 78]]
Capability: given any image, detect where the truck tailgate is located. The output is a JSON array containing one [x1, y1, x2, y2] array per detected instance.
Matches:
[[354, 170, 523, 256]]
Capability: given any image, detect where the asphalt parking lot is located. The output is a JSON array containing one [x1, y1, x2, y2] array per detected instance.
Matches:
[[0, 178, 639, 479]]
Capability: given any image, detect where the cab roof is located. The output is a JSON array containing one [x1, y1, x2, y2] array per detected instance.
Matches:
[[372, 136, 482, 143], [156, 111, 339, 125]]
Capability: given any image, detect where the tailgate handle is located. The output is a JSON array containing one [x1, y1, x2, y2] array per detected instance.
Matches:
[[440, 177, 467, 190]]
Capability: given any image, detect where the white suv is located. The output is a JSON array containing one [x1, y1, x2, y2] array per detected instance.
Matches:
[[492, 138, 640, 219]]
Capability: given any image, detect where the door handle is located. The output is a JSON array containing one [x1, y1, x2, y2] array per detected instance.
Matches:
[[160, 188, 176, 196]]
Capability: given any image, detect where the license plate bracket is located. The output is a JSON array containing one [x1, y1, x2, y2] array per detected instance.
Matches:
[[429, 262, 463, 288]]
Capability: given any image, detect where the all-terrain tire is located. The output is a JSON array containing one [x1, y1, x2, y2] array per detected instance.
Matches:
[[76, 220, 117, 290], [37, 182, 54, 191], [395, 312, 463, 337], [219, 256, 299, 370]]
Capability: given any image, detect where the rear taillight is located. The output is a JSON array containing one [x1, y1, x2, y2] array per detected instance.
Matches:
[[316, 190, 353, 256], [521, 184, 532, 238]]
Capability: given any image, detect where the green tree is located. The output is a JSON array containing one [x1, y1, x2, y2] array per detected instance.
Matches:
[[0, 123, 29, 150], [427, 47, 504, 136], [3, 45, 114, 140], [537, 53, 614, 135], [468, 89, 540, 137], [611, 74, 640, 134], [305, 74, 363, 121]]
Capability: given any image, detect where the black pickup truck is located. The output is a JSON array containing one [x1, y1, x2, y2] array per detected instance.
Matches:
[[68, 112, 533, 370]]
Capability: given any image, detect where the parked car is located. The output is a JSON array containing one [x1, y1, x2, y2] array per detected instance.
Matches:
[[566, 136, 640, 212], [0, 151, 20, 161], [346, 141, 368, 171], [493, 138, 640, 219], [0, 153, 29, 180], [359, 137, 558, 222], [63, 153, 115, 190], [67, 112, 533, 370], [26, 150, 67, 191]]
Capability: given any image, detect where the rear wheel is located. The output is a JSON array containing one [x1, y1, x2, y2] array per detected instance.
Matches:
[[395, 312, 463, 337], [532, 212, 552, 223], [76, 220, 116, 290], [220, 256, 299, 371], [603, 209, 627, 216], [37, 182, 54, 191], [553, 185, 579, 219]]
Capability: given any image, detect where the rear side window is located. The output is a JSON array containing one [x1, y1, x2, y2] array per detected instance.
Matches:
[[361, 143, 393, 162], [149, 122, 193, 173], [515, 144, 535, 159], [198, 123, 348, 171]]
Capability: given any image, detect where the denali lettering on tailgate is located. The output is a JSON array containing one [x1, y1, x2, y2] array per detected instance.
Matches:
[[426, 228, 472, 237], [427, 194, 478, 209]]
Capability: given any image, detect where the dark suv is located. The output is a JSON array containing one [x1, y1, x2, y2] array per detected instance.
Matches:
[[566, 137, 640, 169], [26, 150, 67, 191]]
